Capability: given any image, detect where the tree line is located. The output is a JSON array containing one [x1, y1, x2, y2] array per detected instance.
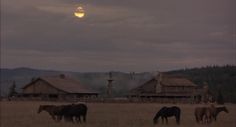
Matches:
[[167, 65, 236, 103]]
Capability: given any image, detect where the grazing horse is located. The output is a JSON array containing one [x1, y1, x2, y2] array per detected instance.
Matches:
[[195, 107, 212, 124], [194, 105, 228, 124], [153, 106, 181, 125], [210, 106, 229, 121], [61, 103, 88, 123], [38, 105, 64, 122]]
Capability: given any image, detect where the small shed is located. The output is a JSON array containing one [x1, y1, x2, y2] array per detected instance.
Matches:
[[21, 74, 98, 100]]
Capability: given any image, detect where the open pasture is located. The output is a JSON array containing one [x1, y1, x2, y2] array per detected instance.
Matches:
[[1, 101, 235, 127]]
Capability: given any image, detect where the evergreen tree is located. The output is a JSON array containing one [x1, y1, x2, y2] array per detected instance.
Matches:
[[8, 81, 17, 98]]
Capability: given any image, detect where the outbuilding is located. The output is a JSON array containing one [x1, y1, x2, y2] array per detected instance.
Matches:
[[22, 74, 98, 100]]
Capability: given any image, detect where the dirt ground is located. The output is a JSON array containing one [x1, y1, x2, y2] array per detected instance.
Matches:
[[1, 101, 235, 127]]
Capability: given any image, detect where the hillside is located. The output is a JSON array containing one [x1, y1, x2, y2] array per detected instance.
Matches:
[[167, 65, 236, 102], [0, 68, 152, 97], [1, 65, 236, 102]]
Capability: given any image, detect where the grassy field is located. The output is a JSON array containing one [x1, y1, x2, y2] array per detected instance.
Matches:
[[0, 101, 235, 127]]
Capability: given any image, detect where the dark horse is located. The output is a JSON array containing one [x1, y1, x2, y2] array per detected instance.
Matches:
[[38, 103, 87, 123], [210, 106, 229, 121], [61, 103, 88, 123], [38, 105, 64, 122], [153, 106, 181, 125]]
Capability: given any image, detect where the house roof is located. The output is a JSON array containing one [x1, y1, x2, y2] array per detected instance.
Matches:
[[130, 74, 197, 94], [22, 75, 98, 94], [160, 76, 197, 87]]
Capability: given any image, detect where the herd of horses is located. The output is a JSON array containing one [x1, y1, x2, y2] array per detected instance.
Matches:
[[194, 105, 229, 124], [38, 103, 87, 123], [153, 105, 229, 125], [38, 103, 229, 125]]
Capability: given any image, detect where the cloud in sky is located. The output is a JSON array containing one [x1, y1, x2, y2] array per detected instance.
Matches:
[[1, 0, 236, 72]]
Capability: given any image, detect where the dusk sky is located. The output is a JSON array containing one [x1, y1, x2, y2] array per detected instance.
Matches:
[[1, 0, 236, 72]]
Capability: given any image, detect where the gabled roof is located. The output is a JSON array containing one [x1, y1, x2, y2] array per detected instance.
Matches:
[[160, 75, 197, 87], [22, 75, 98, 94], [130, 74, 197, 93]]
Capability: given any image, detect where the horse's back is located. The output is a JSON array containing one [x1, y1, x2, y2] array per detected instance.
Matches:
[[160, 106, 181, 117], [62, 103, 87, 116], [171, 106, 181, 112], [168, 106, 181, 114], [73, 103, 88, 115], [195, 107, 205, 116]]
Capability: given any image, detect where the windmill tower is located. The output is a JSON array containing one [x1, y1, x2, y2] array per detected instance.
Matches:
[[155, 72, 162, 93], [107, 72, 114, 97]]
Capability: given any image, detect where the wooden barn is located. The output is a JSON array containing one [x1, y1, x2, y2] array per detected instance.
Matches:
[[21, 74, 98, 100], [128, 73, 199, 103]]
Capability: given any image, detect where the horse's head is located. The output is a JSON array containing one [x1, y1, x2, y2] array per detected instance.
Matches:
[[153, 118, 158, 125], [223, 106, 229, 113], [153, 114, 159, 125], [38, 105, 43, 113], [38, 105, 47, 114]]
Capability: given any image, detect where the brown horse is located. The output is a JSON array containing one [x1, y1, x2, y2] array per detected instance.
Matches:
[[194, 107, 212, 124], [195, 105, 229, 124], [38, 105, 64, 122], [153, 106, 181, 125], [38, 104, 88, 123], [209, 106, 229, 121]]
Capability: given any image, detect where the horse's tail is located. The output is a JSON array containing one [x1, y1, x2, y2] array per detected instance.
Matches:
[[176, 108, 181, 124], [83, 105, 88, 122], [194, 109, 199, 123]]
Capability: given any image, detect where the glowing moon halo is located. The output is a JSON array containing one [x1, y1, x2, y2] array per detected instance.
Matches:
[[74, 6, 85, 18]]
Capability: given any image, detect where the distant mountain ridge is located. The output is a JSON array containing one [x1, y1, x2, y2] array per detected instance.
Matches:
[[1, 65, 236, 102]]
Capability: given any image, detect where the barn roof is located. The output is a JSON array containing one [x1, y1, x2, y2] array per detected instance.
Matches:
[[130, 74, 197, 93], [160, 76, 197, 87], [22, 75, 98, 94]]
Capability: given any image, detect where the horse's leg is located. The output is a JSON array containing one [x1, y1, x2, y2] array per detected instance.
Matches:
[[57, 115, 62, 122], [195, 114, 199, 123], [64, 116, 69, 122], [209, 115, 212, 124], [55, 116, 59, 122], [205, 116, 208, 124], [206, 115, 210, 124], [161, 116, 164, 124], [175, 116, 180, 125], [201, 115, 205, 124], [206, 116, 210, 124], [83, 115, 86, 123], [78, 116, 81, 123], [64, 116, 73, 123], [75, 116, 81, 123], [165, 117, 168, 124], [202, 115, 206, 124], [56, 115, 61, 122], [50, 114, 56, 121], [71, 116, 75, 123]]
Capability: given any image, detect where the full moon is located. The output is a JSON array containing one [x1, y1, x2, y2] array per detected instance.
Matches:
[[74, 6, 85, 18]]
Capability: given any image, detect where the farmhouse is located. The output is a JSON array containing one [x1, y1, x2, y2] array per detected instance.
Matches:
[[128, 73, 199, 103], [21, 74, 98, 100]]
